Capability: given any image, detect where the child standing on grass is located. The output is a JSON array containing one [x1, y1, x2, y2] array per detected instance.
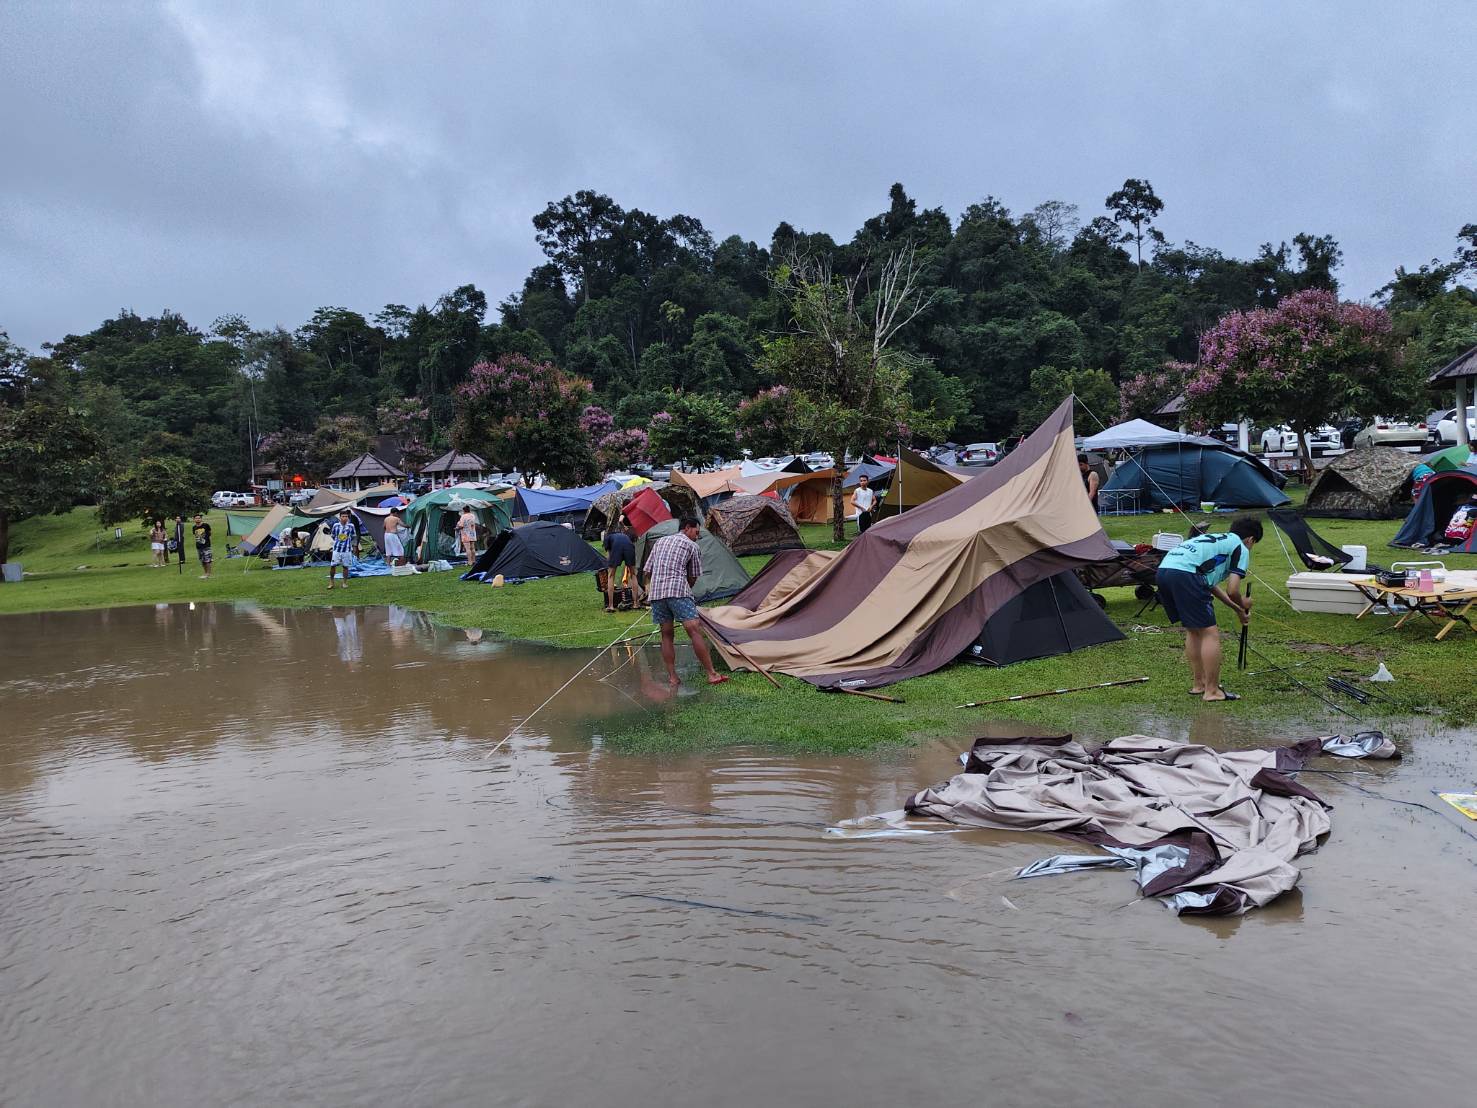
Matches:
[[327, 509, 358, 589]]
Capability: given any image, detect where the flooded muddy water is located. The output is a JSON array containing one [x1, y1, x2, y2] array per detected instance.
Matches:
[[3, 603, 1477, 1106]]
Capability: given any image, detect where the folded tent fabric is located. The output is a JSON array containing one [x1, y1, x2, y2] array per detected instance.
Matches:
[[702, 399, 1117, 688], [895, 734, 1332, 916]]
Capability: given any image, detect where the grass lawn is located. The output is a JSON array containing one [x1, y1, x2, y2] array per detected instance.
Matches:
[[4, 501, 1474, 753]]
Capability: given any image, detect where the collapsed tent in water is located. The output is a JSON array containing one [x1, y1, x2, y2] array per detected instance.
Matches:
[[1099, 442, 1289, 510], [1303, 446, 1418, 519], [403, 488, 513, 562], [463, 521, 605, 582], [1391, 464, 1477, 553], [636, 519, 750, 603], [704, 495, 804, 556], [702, 400, 1118, 688], [847, 734, 1339, 917]]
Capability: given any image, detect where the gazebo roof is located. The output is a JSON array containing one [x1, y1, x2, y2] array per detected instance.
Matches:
[[1154, 393, 1187, 416], [421, 450, 488, 474], [326, 453, 407, 480], [1430, 344, 1477, 384]]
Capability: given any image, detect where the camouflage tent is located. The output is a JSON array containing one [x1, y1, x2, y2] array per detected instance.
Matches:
[[582, 482, 698, 538], [704, 494, 804, 556], [1304, 447, 1420, 519]]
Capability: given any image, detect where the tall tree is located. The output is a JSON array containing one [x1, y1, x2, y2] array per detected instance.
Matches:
[[0, 398, 104, 564], [765, 243, 951, 539], [450, 357, 597, 485], [1105, 178, 1165, 267]]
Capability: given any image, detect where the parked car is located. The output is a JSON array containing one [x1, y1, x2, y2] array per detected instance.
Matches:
[[288, 487, 318, 506], [1337, 417, 1364, 449], [1437, 406, 1477, 445], [1353, 418, 1427, 449], [1307, 425, 1343, 455], [210, 491, 255, 508], [960, 442, 1000, 465]]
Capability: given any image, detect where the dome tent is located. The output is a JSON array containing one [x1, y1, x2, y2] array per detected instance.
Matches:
[[403, 488, 513, 562], [1099, 443, 1289, 510], [704, 495, 804, 556], [462, 521, 605, 582], [1391, 465, 1477, 553], [635, 519, 750, 603], [1303, 447, 1418, 519]]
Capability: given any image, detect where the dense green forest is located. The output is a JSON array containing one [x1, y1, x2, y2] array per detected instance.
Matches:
[[4, 180, 1477, 496]]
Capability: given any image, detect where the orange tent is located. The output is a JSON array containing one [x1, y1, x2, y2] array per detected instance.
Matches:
[[669, 466, 742, 502], [783, 470, 854, 524]]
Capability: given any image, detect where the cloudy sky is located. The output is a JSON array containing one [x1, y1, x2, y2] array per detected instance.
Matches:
[[3, 1, 1473, 350]]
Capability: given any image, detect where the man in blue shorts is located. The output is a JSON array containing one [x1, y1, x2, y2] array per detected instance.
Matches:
[[1154, 517, 1260, 702], [645, 517, 728, 687], [602, 518, 645, 612]]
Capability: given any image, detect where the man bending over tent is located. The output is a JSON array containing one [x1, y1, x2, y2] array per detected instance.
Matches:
[[646, 517, 729, 688], [1154, 517, 1260, 702]]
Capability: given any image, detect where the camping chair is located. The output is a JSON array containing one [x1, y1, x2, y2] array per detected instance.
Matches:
[[1265, 508, 1354, 572]]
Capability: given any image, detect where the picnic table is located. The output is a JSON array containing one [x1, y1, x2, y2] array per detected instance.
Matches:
[[1351, 577, 1477, 640]]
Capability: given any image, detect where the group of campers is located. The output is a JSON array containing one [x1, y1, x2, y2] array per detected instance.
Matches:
[[146, 514, 218, 579]]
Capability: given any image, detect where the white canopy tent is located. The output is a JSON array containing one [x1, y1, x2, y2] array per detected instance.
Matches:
[[1082, 419, 1187, 451]]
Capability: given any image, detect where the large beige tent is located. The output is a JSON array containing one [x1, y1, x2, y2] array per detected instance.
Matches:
[[669, 466, 742, 504], [702, 400, 1115, 688], [878, 449, 971, 514]]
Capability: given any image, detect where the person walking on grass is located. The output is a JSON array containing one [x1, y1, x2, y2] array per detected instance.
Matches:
[[646, 517, 729, 688], [191, 514, 213, 579], [382, 509, 406, 566], [852, 474, 876, 534], [1154, 517, 1260, 703], [149, 518, 167, 567], [326, 509, 358, 589], [456, 506, 479, 566], [603, 517, 645, 612]]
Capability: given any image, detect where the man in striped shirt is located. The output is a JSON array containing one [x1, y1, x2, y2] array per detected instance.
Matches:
[[646, 517, 729, 687]]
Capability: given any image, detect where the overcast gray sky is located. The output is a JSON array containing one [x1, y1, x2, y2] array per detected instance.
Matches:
[[3, 0, 1473, 350]]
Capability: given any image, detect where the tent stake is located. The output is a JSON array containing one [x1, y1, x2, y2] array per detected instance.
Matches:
[[956, 677, 1149, 709], [833, 687, 904, 704], [700, 615, 782, 689]]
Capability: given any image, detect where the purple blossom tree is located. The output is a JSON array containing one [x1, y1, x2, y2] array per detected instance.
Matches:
[[1183, 290, 1412, 475], [450, 355, 597, 485]]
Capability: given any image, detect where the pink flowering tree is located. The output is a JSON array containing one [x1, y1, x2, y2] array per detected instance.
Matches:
[[450, 356, 598, 485], [596, 427, 649, 471], [1119, 361, 1192, 421], [1183, 290, 1409, 475], [736, 385, 799, 457], [580, 404, 615, 441]]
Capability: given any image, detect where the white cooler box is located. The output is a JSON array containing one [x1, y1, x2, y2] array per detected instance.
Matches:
[[1287, 572, 1375, 615]]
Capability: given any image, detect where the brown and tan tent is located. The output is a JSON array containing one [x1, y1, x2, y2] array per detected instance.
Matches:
[[704, 495, 804, 556], [702, 400, 1118, 688], [877, 449, 971, 514], [669, 466, 742, 506], [785, 470, 855, 524]]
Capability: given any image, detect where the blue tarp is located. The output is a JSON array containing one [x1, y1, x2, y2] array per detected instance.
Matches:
[[515, 481, 620, 520], [1391, 465, 1477, 551], [1100, 444, 1290, 510]]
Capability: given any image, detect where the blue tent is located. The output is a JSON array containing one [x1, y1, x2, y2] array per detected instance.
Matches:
[[514, 481, 620, 523], [1100, 444, 1289, 511], [1391, 465, 1477, 552]]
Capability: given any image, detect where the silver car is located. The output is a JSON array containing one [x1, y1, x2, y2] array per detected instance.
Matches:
[[1353, 419, 1426, 449]]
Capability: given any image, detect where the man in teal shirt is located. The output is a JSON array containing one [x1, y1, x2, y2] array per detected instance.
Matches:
[[1154, 518, 1261, 702]]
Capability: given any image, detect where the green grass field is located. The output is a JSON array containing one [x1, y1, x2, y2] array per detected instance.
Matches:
[[3, 501, 1473, 752]]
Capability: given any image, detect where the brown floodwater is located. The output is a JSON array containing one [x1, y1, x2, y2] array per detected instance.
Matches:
[[3, 603, 1477, 1107]]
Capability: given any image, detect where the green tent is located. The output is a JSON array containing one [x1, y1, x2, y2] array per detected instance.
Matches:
[[1423, 444, 1473, 472], [403, 488, 513, 561], [635, 519, 750, 603]]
